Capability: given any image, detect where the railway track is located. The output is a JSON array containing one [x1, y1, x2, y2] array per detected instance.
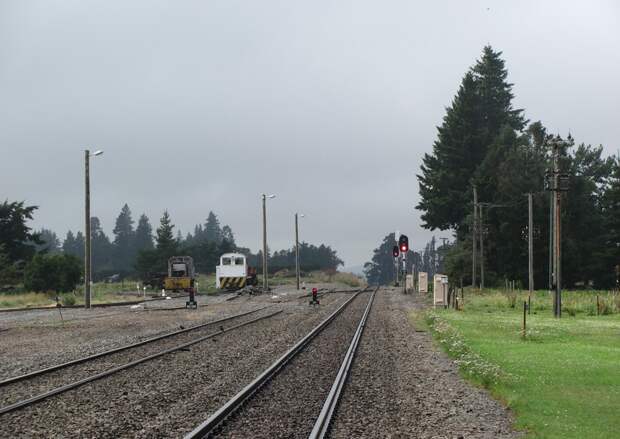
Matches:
[[185, 286, 377, 439], [0, 293, 190, 313], [0, 306, 281, 414]]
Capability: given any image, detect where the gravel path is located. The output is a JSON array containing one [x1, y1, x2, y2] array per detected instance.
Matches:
[[214, 291, 372, 439], [0, 292, 351, 438], [328, 288, 521, 439]]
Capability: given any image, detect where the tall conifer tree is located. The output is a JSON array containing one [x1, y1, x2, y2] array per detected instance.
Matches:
[[112, 204, 135, 270], [417, 46, 524, 234], [205, 211, 222, 244], [156, 210, 176, 252], [135, 214, 154, 252]]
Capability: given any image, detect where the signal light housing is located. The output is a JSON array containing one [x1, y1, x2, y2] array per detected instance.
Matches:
[[398, 234, 409, 253], [392, 245, 399, 258]]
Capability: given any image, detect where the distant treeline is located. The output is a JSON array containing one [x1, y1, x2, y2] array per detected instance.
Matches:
[[4, 203, 343, 285], [364, 234, 447, 285]]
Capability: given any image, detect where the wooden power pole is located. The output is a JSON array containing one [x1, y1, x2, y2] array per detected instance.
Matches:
[[262, 194, 268, 290], [295, 213, 300, 290], [528, 193, 534, 297], [84, 150, 91, 309], [479, 204, 484, 289], [472, 186, 478, 288]]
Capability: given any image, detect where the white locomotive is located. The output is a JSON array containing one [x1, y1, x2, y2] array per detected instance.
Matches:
[[215, 253, 258, 289]]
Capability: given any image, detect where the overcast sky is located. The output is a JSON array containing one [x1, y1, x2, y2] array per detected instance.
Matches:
[[1, 1, 619, 268]]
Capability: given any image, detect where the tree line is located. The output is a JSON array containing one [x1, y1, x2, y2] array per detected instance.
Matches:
[[416, 46, 620, 289], [364, 233, 450, 285], [1, 200, 344, 292]]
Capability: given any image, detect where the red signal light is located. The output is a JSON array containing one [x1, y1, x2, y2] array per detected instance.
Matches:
[[392, 245, 399, 258], [398, 234, 409, 253]]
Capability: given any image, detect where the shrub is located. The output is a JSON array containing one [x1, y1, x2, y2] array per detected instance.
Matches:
[[61, 293, 76, 306], [24, 253, 82, 293]]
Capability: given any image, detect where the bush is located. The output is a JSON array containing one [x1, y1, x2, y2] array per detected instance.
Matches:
[[61, 293, 76, 306], [24, 253, 82, 293]]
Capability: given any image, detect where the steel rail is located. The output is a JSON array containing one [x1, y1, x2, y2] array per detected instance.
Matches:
[[0, 306, 271, 387], [184, 287, 369, 439], [0, 294, 189, 313], [309, 287, 378, 439], [0, 309, 282, 416]]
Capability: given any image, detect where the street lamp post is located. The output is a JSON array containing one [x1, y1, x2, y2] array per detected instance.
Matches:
[[84, 149, 103, 309], [262, 194, 276, 290], [295, 213, 305, 290]]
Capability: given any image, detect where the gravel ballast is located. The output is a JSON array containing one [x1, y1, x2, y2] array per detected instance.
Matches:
[[0, 292, 351, 438], [0, 306, 276, 407], [214, 291, 372, 439], [328, 288, 521, 439], [0, 286, 520, 438]]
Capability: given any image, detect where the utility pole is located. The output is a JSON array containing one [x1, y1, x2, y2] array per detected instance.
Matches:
[[83, 149, 103, 309], [553, 147, 562, 318], [528, 193, 534, 296], [548, 191, 553, 291], [84, 150, 91, 309], [262, 195, 268, 290], [479, 204, 484, 289], [548, 138, 566, 318], [294, 213, 300, 290], [261, 194, 276, 290], [472, 186, 478, 288]]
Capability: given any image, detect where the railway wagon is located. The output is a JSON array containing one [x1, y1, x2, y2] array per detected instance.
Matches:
[[216, 253, 258, 290]]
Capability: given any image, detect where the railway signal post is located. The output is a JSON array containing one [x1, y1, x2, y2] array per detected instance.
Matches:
[[399, 234, 409, 293], [392, 245, 399, 286]]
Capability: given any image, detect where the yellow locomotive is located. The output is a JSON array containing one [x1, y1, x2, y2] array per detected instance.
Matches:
[[164, 256, 197, 308]]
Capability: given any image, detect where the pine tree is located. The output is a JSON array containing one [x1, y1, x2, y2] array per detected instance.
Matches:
[[222, 225, 235, 246], [112, 204, 135, 270], [601, 157, 620, 287], [134, 214, 154, 252], [417, 46, 525, 234], [193, 224, 204, 242], [62, 231, 77, 255], [90, 217, 113, 275], [364, 233, 413, 285], [36, 228, 61, 253], [205, 211, 222, 244], [74, 231, 86, 261], [0, 200, 41, 263], [156, 210, 176, 252]]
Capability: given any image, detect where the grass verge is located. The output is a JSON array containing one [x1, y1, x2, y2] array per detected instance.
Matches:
[[423, 292, 620, 438]]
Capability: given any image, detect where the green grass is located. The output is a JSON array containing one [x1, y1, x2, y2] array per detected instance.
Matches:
[[0, 291, 56, 308], [424, 289, 620, 438], [0, 280, 164, 309], [269, 271, 366, 288]]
